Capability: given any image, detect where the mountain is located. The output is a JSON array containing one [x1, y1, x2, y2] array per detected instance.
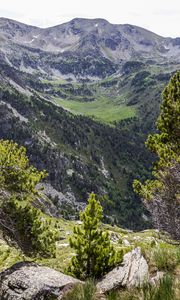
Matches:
[[0, 17, 180, 79], [0, 17, 179, 229]]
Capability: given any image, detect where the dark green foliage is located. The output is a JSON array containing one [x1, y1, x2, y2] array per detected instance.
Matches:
[[157, 71, 180, 145], [0, 139, 58, 257], [68, 193, 116, 279], [133, 71, 180, 239], [2, 198, 58, 257], [146, 71, 180, 169], [131, 71, 151, 87], [50, 55, 117, 78], [122, 61, 145, 75], [0, 139, 47, 193]]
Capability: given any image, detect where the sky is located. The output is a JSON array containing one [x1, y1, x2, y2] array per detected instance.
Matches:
[[0, 0, 180, 37]]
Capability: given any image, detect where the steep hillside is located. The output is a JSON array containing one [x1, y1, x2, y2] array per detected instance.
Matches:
[[0, 86, 153, 229]]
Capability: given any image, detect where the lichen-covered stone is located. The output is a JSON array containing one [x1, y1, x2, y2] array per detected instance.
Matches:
[[0, 262, 81, 300], [97, 247, 149, 293]]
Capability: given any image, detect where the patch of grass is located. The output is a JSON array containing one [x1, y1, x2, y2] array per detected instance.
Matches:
[[176, 246, 180, 262], [54, 97, 136, 124], [62, 275, 179, 300], [152, 244, 180, 271], [62, 280, 96, 300], [0, 240, 24, 272], [62, 284, 85, 300], [142, 274, 176, 300], [107, 290, 139, 300], [38, 227, 179, 274]]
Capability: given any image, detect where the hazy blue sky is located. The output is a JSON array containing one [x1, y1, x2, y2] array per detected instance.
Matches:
[[1, 0, 180, 37]]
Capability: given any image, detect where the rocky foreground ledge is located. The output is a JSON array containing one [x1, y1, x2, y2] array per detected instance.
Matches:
[[0, 248, 163, 299], [97, 247, 149, 293], [0, 262, 81, 300]]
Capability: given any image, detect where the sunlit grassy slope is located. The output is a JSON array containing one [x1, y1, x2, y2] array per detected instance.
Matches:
[[40, 62, 179, 125], [54, 97, 136, 124], [1, 218, 179, 275]]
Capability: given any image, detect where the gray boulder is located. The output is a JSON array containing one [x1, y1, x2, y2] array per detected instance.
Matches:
[[0, 262, 81, 300], [97, 247, 149, 293]]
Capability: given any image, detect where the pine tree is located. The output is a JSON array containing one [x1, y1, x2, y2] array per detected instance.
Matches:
[[2, 197, 59, 257], [68, 193, 116, 279], [0, 139, 59, 256], [0, 139, 47, 193], [133, 71, 180, 239]]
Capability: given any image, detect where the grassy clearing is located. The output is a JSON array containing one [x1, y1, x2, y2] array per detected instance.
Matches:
[[142, 275, 176, 300], [40, 74, 137, 124], [0, 238, 24, 271], [54, 97, 136, 124], [0, 219, 75, 272]]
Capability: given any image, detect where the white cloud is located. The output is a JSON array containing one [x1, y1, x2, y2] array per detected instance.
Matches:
[[0, 0, 180, 37]]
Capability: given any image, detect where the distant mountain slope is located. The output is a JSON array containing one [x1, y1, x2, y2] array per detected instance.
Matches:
[[1, 17, 180, 57], [0, 17, 180, 79]]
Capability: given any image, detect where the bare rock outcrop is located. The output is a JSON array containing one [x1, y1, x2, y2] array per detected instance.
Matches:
[[0, 262, 81, 300], [97, 247, 149, 293]]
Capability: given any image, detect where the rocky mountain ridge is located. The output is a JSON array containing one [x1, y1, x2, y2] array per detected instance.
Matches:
[[0, 17, 180, 80]]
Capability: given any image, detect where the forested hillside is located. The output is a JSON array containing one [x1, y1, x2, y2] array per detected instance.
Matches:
[[0, 85, 153, 229]]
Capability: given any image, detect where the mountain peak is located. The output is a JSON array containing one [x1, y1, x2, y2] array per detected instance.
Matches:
[[0, 17, 180, 64], [70, 17, 109, 24]]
